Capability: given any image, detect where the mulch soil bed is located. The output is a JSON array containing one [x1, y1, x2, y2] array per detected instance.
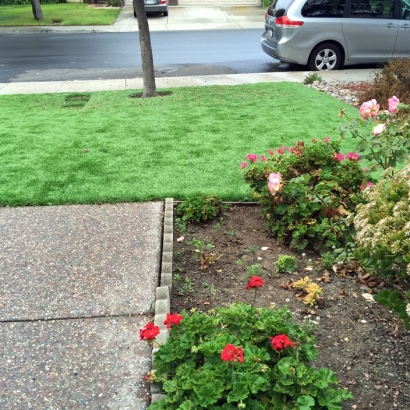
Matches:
[[171, 205, 410, 410]]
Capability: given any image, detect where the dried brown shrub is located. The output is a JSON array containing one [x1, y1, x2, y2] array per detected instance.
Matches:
[[358, 58, 410, 109]]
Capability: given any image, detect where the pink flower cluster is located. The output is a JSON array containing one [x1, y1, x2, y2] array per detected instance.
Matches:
[[332, 152, 360, 162], [360, 181, 374, 190], [359, 99, 379, 119], [246, 154, 258, 163]]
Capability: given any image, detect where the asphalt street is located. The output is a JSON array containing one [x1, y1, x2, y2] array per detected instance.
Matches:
[[0, 30, 296, 82]]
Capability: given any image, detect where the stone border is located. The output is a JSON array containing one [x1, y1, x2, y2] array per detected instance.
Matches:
[[150, 198, 173, 404]]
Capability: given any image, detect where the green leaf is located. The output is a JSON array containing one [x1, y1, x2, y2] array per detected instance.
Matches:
[[297, 394, 315, 410], [249, 374, 268, 394], [317, 388, 343, 410], [300, 344, 318, 361], [314, 368, 337, 389], [404, 318, 410, 330], [196, 382, 224, 407], [227, 382, 249, 403], [177, 401, 193, 410], [277, 357, 298, 375]]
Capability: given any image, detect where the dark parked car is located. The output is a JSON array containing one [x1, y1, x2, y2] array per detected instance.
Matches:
[[261, 0, 410, 70]]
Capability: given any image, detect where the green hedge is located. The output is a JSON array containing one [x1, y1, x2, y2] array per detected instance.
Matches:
[[0, 0, 66, 5]]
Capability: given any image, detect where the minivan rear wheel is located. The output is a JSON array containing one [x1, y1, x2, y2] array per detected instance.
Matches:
[[308, 43, 342, 71]]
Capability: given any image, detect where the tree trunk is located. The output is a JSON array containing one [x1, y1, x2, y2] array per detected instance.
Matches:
[[31, 0, 44, 21], [134, 0, 158, 98]]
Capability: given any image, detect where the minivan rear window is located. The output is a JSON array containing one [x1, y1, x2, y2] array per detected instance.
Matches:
[[267, 0, 294, 16], [301, 0, 346, 17]]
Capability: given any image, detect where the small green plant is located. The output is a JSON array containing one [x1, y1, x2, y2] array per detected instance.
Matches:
[[245, 245, 258, 255], [174, 251, 181, 260], [275, 255, 297, 274], [173, 273, 181, 283], [320, 252, 336, 269], [236, 259, 243, 267], [294, 277, 323, 306], [223, 230, 235, 237], [179, 278, 195, 295], [187, 238, 213, 259], [303, 72, 323, 85], [202, 282, 209, 288], [246, 263, 264, 278], [210, 285, 216, 296], [145, 303, 352, 409], [175, 217, 187, 235], [215, 222, 221, 231], [374, 290, 410, 330], [301, 315, 321, 336], [177, 195, 225, 223]]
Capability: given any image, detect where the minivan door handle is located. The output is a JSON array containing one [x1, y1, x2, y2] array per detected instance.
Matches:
[[385, 23, 396, 29], [400, 24, 410, 29]]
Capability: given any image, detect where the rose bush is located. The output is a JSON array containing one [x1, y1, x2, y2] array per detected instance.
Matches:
[[241, 139, 369, 253], [339, 96, 410, 172]]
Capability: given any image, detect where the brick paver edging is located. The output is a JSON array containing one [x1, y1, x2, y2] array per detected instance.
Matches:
[[150, 198, 174, 404]]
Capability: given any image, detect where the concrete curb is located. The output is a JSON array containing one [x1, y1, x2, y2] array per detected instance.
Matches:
[[151, 197, 174, 404]]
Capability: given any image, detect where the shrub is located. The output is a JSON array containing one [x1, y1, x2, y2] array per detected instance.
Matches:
[[146, 303, 352, 409], [358, 58, 410, 110], [241, 139, 368, 253], [177, 195, 225, 223], [354, 163, 410, 281]]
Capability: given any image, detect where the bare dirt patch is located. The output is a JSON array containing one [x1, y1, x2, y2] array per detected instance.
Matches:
[[171, 205, 410, 410]]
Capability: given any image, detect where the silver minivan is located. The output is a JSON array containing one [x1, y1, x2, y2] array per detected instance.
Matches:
[[261, 0, 410, 70]]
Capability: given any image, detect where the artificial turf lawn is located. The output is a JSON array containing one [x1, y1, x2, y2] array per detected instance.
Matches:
[[0, 4, 120, 26], [0, 82, 360, 206]]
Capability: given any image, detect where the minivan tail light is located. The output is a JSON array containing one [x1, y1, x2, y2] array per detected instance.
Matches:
[[159, 0, 166, 4], [264, 12, 268, 19], [275, 16, 304, 27]]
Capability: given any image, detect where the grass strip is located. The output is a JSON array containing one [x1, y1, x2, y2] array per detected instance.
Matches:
[[0, 82, 360, 206], [0, 4, 120, 26]]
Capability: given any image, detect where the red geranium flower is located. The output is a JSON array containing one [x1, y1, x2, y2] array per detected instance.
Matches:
[[221, 344, 244, 363], [139, 322, 160, 341], [270, 334, 294, 351], [246, 276, 265, 290], [163, 313, 183, 330]]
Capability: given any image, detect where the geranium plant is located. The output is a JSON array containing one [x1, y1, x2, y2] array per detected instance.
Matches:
[[241, 139, 368, 253], [339, 96, 410, 172], [145, 302, 352, 409]]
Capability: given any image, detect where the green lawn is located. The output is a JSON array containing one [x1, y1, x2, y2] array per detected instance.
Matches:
[[0, 83, 360, 206], [0, 4, 120, 26]]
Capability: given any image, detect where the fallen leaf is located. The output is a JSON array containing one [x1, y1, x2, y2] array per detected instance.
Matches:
[[304, 266, 313, 271], [360, 272, 370, 280], [339, 289, 347, 297], [364, 373, 370, 380], [374, 385, 382, 390], [352, 405, 357, 409], [326, 314, 333, 318], [203, 302, 210, 305], [320, 273, 331, 283], [367, 281, 378, 288], [352, 292, 358, 298], [362, 293, 375, 302], [216, 269, 222, 273]]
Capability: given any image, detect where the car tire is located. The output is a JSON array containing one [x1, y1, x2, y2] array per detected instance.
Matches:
[[308, 43, 342, 71], [163, 11, 168, 16]]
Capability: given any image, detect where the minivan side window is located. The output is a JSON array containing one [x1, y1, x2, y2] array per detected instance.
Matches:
[[350, 0, 394, 18], [301, 0, 346, 17], [402, 0, 410, 19]]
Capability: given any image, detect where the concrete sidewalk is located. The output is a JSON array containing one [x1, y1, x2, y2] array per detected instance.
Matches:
[[0, 202, 163, 409], [0, 6, 265, 34], [0, 69, 379, 95]]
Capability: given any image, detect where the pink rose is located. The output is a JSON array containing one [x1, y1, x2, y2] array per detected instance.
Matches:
[[323, 137, 330, 143], [268, 172, 282, 196], [246, 154, 258, 163], [240, 162, 248, 169], [372, 123, 386, 136], [261, 155, 266, 162], [359, 99, 379, 119], [333, 152, 344, 162], [268, 149, 274, 156], [388, 96, 400, 114]]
